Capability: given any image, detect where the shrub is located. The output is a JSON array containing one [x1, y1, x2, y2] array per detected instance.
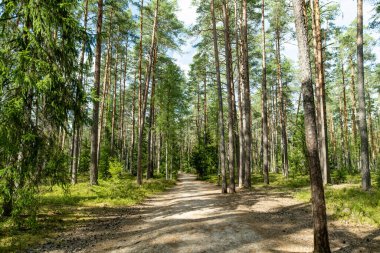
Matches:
[[331, 168, 348, 184]]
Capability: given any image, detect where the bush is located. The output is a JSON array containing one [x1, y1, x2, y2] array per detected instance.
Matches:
[[109, 159, 124, 178], [331, 169, 348, 184], [78, 138, 91, 173], [190, 143, 217, 179], [99, 143, 111, 179]]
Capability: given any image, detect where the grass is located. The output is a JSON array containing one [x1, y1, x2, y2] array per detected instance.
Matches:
[[295, 180, 380, 227], [0, 173, 176, 252], [203, 172, 310, 190], [204, 171, 380, 227]]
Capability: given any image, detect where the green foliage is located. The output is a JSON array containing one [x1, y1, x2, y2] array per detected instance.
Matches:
[[79, 138, 91, 173], [331, 168, 348, 184], [295, 182, 380, 227], [190, 132, 218, 178], [99, 143, 111, 179], [327, 187, 380, 226], [109, 158, 124, 178], [190, 147, 205, 177], [288, 114, 308, 175], [251, 173, 310, 189], [0, 174, 176, 251], [10, 188, 38, 229], [0, 0, 85, 218], [375, 169, 380, 188]]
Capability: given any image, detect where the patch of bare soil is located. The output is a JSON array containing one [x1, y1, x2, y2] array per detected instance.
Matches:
[[29, 174, 380, 253]]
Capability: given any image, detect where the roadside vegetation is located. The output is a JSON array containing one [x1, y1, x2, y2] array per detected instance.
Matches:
[[0, 162, 176, 252], [204, 172, 380, 227]]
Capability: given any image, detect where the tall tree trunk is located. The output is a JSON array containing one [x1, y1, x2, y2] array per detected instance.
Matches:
[[211, 0, 227, 193], [111, 48, 118, 155], [196, 81, 201, 143], [120, 42, 128, 162], [235, 0, 245, 188], [147, 46, 158, 179], [203, 72, 208, 146], [242, 0, 252, 188], [275, 27, 289, 178], [261, 0, 269, 185], [349, 59, 358, 148], [137, 0, 159, 185], [222, 0, 236, 193], [71, 0, 89, 185], [357, 0, 371, 190], [367, 93, 375, 167], [329, 111, 337, 168], [339, 101, 345, 170], [129, 73, 137, 174], [165, 138, 168, 180], [292, 0, 331, 251], [342, 65, 352, 171], [137, 0, 145, 185], [90, 0, 104, 185], [98, 10, 113, 163], [157, 132, 162, 174], [311, 0, 330, 185]]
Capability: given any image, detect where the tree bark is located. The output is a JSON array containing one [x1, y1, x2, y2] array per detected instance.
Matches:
[[292, 0, 331, 251], [71, 0, 89, 185], [349, 59, 359, 169], [137, 0, 159, 185], [211, 0, 227, 193], [98, 10, 113, 163], [342, 65, 352, 172], [311, 0, 330, 185], [349, 59, 358, 148], [111, 48, 118, 155], [203, 71, 208, 146], [129, 73, 137, 174], [90, 0, 104, 185], [222, 0, 236, 193], [242, 0, 252, 188], [120, 42, 128, 162], [147, 46, 158, 179], [262, 0, 269, 185], [357, 0, 371, 191], [275, 26, 289, 178], [234, 0, 245, 188]]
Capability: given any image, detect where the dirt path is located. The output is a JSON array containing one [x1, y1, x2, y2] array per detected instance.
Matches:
[[32, 173, 380, 253]]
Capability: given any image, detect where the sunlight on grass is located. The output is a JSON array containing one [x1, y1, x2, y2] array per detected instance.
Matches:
[[0, 174, 176, 252], [295, 183, 380, 227], [205, 172, 380, 227], [204, 172, 310, 190]]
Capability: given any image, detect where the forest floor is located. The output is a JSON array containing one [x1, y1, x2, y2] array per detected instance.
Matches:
[[29, 173, 380, 253]]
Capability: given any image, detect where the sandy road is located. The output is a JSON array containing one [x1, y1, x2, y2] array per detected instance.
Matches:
[[33, 173, 380, 253], [87, 173, 262, 252]]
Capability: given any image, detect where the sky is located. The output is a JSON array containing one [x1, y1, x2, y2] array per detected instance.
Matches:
[[173, 0, 379, 74]]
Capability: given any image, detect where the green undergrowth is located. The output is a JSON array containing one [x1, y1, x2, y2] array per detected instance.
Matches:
[[204, 172, 380, 227], [203, 172, 310, 190], [0, 173, 176, 252], [295, 182, 380, 227]]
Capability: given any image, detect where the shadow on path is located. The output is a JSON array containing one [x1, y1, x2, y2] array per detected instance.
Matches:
[[30, 173, 380, 253]]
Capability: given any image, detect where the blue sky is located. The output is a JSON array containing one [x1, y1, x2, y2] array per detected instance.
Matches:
[[173, 0, 379, 74]]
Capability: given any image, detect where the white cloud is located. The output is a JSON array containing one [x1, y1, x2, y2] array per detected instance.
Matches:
[[173, 0, 198, 75], [176, 0, 198, 26]]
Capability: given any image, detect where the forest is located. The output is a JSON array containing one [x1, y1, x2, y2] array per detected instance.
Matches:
[[0, 0, 380, 252]]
